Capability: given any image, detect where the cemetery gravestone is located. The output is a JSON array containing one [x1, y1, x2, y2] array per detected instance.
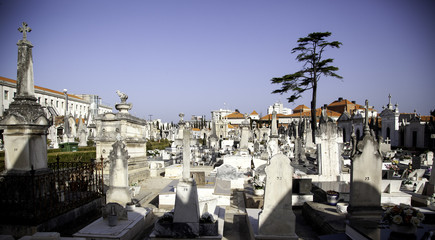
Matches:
[[427, 151, 434, 167], [105, 137, 131, 207], [348, 100, 383, 219], [0, 22, 50, 172], [173, 125, 201, 237], [258, 153, 298, 239]]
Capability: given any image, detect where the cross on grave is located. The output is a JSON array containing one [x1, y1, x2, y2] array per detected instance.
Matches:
[[363, 100, 374, 135], [18, 22, 31, 41], [385, 138, 391, 144]]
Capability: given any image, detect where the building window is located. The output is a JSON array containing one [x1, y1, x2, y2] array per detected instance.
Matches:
[[37, 97, 41, 103], [56, 101, 59, 107], [13, 92, 16, 98], [45, 98, 48, 105], [51, 99, 53, 106], [4, 90, 8, 100]]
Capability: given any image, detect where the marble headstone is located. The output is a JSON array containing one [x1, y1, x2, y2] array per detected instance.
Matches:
[[105, 138, 131, 206], [173, 124, 200, 237], [258, 153, 298, 239], [348, 101, 383, 218]]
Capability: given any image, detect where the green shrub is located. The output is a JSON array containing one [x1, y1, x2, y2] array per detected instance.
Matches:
[[0, 150, 97, 171], [146, 139, 172, 150], [47, 151, 96, 163]]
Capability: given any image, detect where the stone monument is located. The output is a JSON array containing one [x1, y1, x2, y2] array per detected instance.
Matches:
[[173, 121, 201, 237], [105, 135, 131, 207], [94, 91, 146, 159], [0, 22, 50, 173], [239, 114, 250, 153], [267, 111, 280, 158], [347, 100, 383, 219], [78, 117, 87, 147], [115, 90, 132, 113], [257, 153, 298, 239], [317, 121, 343, 179]]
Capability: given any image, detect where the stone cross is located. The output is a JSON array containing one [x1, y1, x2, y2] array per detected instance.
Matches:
[[16, 22, 36, 99], [18, 22, 31, 41], [363, 99, 370, 135], [385, 138, 391, 144]]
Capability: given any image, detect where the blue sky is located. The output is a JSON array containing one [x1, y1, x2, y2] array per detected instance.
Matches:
[[1, 0, 434, 122]]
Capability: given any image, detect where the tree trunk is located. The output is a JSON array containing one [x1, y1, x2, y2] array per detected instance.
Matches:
[[311, 82, 317, 144]]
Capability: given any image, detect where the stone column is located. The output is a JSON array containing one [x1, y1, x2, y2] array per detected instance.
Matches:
[[270, 111, 278, 137], [182, 126, 191, 180], [240, 114, 250, 152], [173, 122, 200, 237], [0, 22, 49, 173], [15, 23, 35, 101]]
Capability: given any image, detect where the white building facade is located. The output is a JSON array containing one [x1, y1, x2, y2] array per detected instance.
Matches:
[[1, 76, 112, 120]]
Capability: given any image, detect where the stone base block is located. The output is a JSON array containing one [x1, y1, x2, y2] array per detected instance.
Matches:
[[172, 223, 199, 238], [73, 208, 149, 240], [246, 209, 298, 240], [381, 192, 411, 206], [149, 207, 225, 240]]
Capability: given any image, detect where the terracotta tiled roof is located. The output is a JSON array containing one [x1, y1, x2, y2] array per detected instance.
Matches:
[[287, 108, 341, 118], [192, 128, 200, 131], [293, 105, 310, 111], [328, 99, 353, 107], [226, 112, 244, 119], [250, 110, 259, 115], [420, 116, 435, 122], [260, 113, 287, 120], [228, 124, 235, 129], [0, 76, 83, 100]]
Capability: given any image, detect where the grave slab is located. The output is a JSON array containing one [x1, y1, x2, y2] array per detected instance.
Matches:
[[73, 208, 149, 240], [381, 192, 412, 206], [345, 219, 435, 240], [158, 181, 230, 209], [246, 208, 298, 239], [149, 207, 225, 240], [301, 201, 346, 235]]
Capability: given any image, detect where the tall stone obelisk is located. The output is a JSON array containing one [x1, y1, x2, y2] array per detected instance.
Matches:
[[173, 113, 200, 237], [0, 22, 50, 173]]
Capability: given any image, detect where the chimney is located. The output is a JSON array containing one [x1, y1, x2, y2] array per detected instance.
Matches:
[[352, 101, 356, 104], [338, 97, 343, 101]]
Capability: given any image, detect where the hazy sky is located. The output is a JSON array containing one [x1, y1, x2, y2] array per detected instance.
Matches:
[[1, 0, 434, 122]]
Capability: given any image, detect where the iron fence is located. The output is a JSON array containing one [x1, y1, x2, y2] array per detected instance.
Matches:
[[0, 158, 104, 225]]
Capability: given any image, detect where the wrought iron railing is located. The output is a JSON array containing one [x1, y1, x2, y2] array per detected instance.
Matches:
[[0, 158, 104, 225]]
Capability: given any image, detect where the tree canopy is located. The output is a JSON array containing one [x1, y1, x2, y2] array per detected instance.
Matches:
[[271, 32, 342, 142]]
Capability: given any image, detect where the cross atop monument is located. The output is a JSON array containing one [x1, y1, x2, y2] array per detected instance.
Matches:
[[18, 22, 31, 41], [387, 93, 392, 109], [364, 99, 370, 135]]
